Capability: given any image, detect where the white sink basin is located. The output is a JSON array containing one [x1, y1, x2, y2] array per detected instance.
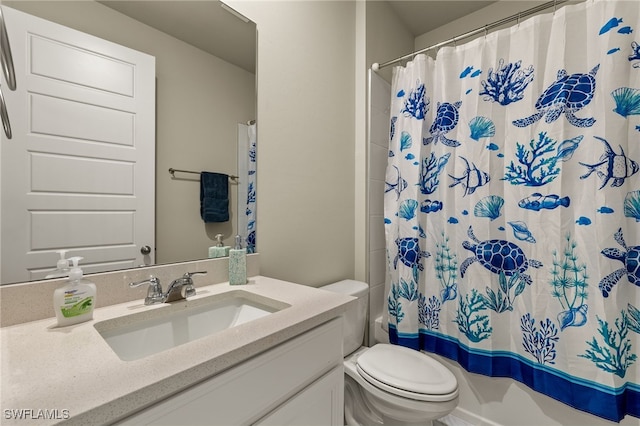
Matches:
[[94, 290, 289, 361]]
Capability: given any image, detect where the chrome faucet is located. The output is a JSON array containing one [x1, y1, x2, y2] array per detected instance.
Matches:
[[129, 271, 207, 305], [129, 276, 164, 305]]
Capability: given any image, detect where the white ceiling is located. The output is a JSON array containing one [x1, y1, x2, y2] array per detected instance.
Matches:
[[386, 1, 497, 36], [97, 1, 497, 74], [98, 1, 256, 73]]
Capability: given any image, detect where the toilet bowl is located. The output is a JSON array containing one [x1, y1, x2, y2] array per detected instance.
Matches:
[[320, 280, 458, 426]]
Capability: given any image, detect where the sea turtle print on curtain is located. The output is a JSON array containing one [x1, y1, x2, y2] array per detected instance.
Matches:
[[459, 225, 543, 285], [512, 65, 600, 128], [383, 0, 639, 422], [424, 101, 463, 146]]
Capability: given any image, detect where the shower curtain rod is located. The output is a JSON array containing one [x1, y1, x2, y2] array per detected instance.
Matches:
[[372, 0, 569, 71]]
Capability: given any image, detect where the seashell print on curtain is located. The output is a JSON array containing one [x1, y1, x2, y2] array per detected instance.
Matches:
[[383, 0, 639, 422]]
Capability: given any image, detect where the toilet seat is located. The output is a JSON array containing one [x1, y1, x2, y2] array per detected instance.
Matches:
[[356, 344, 458, 402]]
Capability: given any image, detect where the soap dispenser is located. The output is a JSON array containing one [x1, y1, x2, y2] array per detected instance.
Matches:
[[45, 250, 71, 279], [53, 257, 97, 327], [228, 235, 247, 285], [209, 234, 231, 258]]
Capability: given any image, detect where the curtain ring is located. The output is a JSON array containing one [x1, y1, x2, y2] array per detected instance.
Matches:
[[484, 25, 488, 38], [554, 0, 557, 14], [517, 12, 521, 26]]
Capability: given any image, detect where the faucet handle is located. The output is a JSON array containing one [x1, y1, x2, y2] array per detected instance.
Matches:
[[129, 276, 164, 305]]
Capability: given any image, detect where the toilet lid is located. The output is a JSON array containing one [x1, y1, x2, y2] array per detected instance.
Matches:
[[356, 344, 457, 400]]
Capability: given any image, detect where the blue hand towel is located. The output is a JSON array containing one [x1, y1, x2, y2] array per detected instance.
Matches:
[[200, 172, 229, 222]]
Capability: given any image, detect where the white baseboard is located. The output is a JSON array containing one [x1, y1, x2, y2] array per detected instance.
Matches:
[[447, 407, 503, 426]]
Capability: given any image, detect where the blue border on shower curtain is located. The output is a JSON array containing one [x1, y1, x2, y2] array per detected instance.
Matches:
[[389, 325, 639, 422]]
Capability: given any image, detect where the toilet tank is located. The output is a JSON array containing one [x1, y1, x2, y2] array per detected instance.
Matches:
[[320, 280, 368, 356]]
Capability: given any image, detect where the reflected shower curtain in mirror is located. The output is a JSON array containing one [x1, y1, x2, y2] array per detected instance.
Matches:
[[245, 122, 257, 253], [383, 1, 639, 421]]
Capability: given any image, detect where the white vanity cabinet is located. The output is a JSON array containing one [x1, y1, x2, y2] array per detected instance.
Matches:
[[116, 318, 344, 425], [255, 366, 343, 426]]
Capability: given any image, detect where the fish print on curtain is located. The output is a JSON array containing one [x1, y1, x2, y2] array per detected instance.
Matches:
[[383, 0, 639, 422]]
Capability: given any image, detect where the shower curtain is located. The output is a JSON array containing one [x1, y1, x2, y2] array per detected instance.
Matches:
[[383, 0, 639, 421], [245, 122, 257, 253]]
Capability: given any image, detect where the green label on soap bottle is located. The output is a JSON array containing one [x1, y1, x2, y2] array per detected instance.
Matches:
[[60, 296, 94, 318]]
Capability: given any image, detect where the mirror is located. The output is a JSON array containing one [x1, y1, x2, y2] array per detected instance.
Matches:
[[0, 1, 257, 285]]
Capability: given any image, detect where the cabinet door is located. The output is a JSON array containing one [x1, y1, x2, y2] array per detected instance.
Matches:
[[115, 318, 343, 426], [255, 365, 344, 426]]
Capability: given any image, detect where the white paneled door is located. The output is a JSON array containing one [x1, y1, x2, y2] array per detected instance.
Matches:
[[0, 6, 155, 283]]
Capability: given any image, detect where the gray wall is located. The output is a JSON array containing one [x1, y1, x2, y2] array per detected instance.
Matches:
[[228, 1, 357, 287]]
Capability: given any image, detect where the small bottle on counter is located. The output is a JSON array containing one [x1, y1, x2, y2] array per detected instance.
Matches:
[[53, 257, 96, 327], [228, 235, 247, 285]]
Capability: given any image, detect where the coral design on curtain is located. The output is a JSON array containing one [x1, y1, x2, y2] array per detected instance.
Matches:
[[383, 1, 639, 422]]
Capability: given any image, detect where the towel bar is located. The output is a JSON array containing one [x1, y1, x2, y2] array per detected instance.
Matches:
[[169, 168, 238, 180]]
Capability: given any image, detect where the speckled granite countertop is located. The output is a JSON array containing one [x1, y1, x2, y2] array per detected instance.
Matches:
[[0, 276, 354, 425]]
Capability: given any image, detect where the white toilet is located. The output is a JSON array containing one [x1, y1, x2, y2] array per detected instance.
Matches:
[[321, 280, 458, 426]]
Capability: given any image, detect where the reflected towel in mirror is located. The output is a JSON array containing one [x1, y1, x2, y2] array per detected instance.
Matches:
[[200, 172, 229, 222]]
